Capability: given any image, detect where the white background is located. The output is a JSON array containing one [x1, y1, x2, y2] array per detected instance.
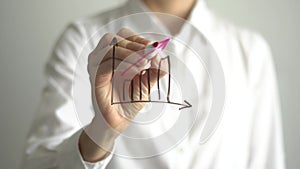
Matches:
[[0, 0, 299, 168]]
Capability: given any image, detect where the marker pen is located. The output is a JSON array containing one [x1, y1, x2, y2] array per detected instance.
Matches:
[[143, 38, 171, 60], [120, 38, 171, 76], [144, 41, 160, 60]]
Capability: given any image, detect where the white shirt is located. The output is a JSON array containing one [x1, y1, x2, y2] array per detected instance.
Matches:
[[22, 0, 286, 168]]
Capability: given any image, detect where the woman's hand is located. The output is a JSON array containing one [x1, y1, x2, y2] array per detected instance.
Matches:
[[79, 28, 166, 162]]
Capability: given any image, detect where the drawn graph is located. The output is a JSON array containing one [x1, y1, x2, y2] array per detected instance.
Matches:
[[110, 37, 192, 110]]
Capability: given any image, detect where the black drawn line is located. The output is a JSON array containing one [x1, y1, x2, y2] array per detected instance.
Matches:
[[139, 71, 143, 100], [147, 69, 151, 101], [110, 37, 118, 105], [130, 79, 134, 101], [112, 100, 192, 110], [157, 56, 171, 102]]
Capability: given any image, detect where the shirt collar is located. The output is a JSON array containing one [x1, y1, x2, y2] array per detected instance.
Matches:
[[125, 0, 213, 35], [187, 0, 213, 34]]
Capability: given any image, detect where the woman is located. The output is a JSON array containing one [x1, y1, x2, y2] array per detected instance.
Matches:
[[23, 0, 285, 168]]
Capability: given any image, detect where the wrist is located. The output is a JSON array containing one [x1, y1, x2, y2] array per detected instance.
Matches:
[[79, 116, 117, 162], [86, 115, 119, 147], [79, 130, 114, 162]]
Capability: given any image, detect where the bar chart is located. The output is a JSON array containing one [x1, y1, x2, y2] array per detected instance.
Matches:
[[110, 37, 192, 110]]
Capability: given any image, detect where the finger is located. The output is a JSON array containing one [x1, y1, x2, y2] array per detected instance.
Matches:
[[102, 47, 148, 67], [151, 55, 168, 74], [125, 74, 150, 104], [98, 58, 142, 76], [88, 33, 121, 72], [96, 58, 121, 75], [91, 31, 150, 72], [97, 33, 144, 51], [117, 28, 152, 45], [127, 69, 164, 102], [102, 46, 133, 62], [138, 70, 153, 100], [100, 55, 148, 73], [117, 39, 145, 51], [97, 33, 121, 49], [99, 53, 148, 80]]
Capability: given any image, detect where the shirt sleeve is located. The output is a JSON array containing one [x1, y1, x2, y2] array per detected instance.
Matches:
[[245, 33, 286, 169], [21, 22, 113, 169]]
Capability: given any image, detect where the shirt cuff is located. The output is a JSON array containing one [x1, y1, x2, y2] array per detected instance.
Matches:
[[83, 143, 115, 169], [57, 129, 114, 169]]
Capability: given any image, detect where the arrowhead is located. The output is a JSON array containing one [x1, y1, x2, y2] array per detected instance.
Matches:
[[110, 37, 118, 46], [158, 37, 171, 50], [179, 100, 192, 110]]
